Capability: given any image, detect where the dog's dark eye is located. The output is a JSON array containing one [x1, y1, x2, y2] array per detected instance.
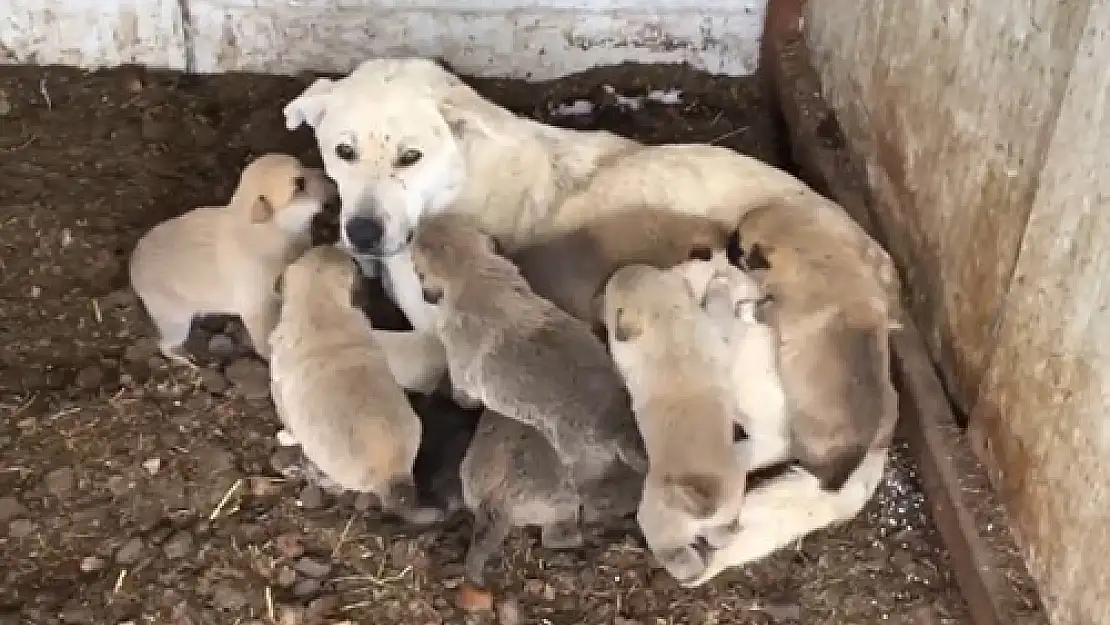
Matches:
[[293, 176, 306, 192], [335, 143, 357, 162], [688, 246, 712, 262], [395, 148, 423, 168]]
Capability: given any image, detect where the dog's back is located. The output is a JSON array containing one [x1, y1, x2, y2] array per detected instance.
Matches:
[[733, 198, 897, 491]]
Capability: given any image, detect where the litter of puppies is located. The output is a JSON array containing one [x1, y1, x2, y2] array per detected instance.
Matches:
[[127, 56, 903, 611]]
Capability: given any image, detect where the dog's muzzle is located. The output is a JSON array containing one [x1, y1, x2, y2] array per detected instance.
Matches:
[[345, 215, 386, 256]]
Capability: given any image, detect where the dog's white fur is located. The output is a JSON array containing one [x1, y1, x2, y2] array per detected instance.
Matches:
[[282, 57, 811, 334], [268, 244, 439, 522], [130, 153, 336, 363], [600, 264, 746, 585]]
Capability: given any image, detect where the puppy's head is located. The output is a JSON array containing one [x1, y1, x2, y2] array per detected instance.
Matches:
[[600, 264, 695, 344], [283, 60, 495, 259], [280, 244, 361, 304], [411, 213, 502, 307], [234, 153, 337, 235]]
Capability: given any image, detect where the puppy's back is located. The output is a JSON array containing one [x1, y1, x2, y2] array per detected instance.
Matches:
[[130, 206, 224, 306], [511, 209, 728, 325]]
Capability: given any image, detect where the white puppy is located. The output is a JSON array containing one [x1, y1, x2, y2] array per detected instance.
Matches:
[[281, 57, 816, 333], [129, 153, 336, 364], [600, 263, 746, 586], [268, 244, 441, 524]]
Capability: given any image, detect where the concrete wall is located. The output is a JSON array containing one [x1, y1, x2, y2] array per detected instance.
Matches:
[[805, 2, 1110, 624], [0, 0, 767, 78]]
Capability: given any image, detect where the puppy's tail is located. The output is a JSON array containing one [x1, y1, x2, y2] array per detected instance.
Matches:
[[661, 473, 725, 521]]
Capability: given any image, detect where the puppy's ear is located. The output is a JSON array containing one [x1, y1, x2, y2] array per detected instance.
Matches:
[[283, 77, 335, 131], [611, 307, 643, 343], [662, 473, 723, 520], [250, 194, 274, 224], [745, 243, 773, 271]]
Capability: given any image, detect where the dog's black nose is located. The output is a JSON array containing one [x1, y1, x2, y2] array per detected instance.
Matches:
[[345, 216, 384, 254]]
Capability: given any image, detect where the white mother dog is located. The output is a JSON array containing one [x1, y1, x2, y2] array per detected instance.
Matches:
[[283, 56, 901, 580]]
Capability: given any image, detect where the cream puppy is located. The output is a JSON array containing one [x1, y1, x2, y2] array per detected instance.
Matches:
[[600, 263, 747, 586], [410, 213, 648, 489], [508, 208, 729, 331], [129, 153, 336, 364], [268, 244, 440, 523], [459, 408, 584, 587], [677, 255, 792, 470]]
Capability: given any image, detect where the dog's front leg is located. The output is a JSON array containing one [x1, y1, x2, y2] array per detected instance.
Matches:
[[382, 250, 436, 332]]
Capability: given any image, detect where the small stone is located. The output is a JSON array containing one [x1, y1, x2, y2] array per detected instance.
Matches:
[[124, 339, 160, 362], [273, 533, 304, 559], [523, 579, 545, 596], [212, 583, 249, 611], [293, 556, 331, 578], [79, 556, 107, 573], [162, 530, 194, 559], [458, 582, 493, 612], [496, 598, 522, 625], [142, 458, 161, 475], [0, 497, 28, 522], [297, 484, 325, 510], [352, 492, 376, 512], [8, 518, 34, 538], [292, 578, 320, 597], [198, 367, 229, 394], [248, 476, 282, 498], [277, 606, 307, 625], [306, 595, 340, 619], [116, 537, 145, 564], [44, 466, 77, 496], [275, 566, 297, 587], [0, 95, 11, 117], [75, 365, 105, 390], [206, 334, 236, 358]]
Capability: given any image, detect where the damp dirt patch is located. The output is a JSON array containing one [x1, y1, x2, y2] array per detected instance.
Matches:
[[0, 64, 969, 625]]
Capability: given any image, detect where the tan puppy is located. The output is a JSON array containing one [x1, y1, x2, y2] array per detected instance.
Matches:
[[509, 208, 729, 331], [410, 213, 648, 489], [268, 244, 440, 524], [723, 197, 898, 491], [600, 264, 747, 586], [459, 408, 583, 587], [129, 154, 336, 364]]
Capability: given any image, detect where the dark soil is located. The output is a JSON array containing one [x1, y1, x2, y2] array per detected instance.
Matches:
[[0, 63, 969, 625]]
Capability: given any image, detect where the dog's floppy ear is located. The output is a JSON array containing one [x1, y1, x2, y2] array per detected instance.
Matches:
[[611, 307, 643, 343], [662, 473, 723, 520], [284, 77, 336, 131], [438, 86, 499, 140]]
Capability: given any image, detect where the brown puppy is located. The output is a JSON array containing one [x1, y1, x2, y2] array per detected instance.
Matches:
[[723, 195, 899, 492], [459, 409, 583, 587], [129, 154, 336, 364], [509, 208, 729, 330], [410, 213, 648, 490], [268, 244, 440, 524]]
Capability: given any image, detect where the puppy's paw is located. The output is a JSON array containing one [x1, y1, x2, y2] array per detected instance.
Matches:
[[656, 544, 707, 585]]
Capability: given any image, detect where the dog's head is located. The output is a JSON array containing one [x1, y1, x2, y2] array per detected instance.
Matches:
[[600, 264, 695, 345], [283, 58, 492, 259], [281, 244, 361, 304], [233, 154, 337, 235], [410, 213, 501, 308]]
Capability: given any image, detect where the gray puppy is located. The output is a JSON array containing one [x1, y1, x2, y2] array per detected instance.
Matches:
[[410, 213, 648, 488], [459, 408, 584, 586], [509, 208, 730, 331]]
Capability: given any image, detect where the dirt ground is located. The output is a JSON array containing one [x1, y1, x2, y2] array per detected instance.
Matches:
[[0, 64, 970, 625]]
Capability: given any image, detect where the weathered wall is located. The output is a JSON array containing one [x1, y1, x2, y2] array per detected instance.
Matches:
[[0, 0, 767, 79], [806, 1, 1110, 624]]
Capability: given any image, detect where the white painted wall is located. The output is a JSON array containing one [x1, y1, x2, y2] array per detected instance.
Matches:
[[0, 0, 767, 79]]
